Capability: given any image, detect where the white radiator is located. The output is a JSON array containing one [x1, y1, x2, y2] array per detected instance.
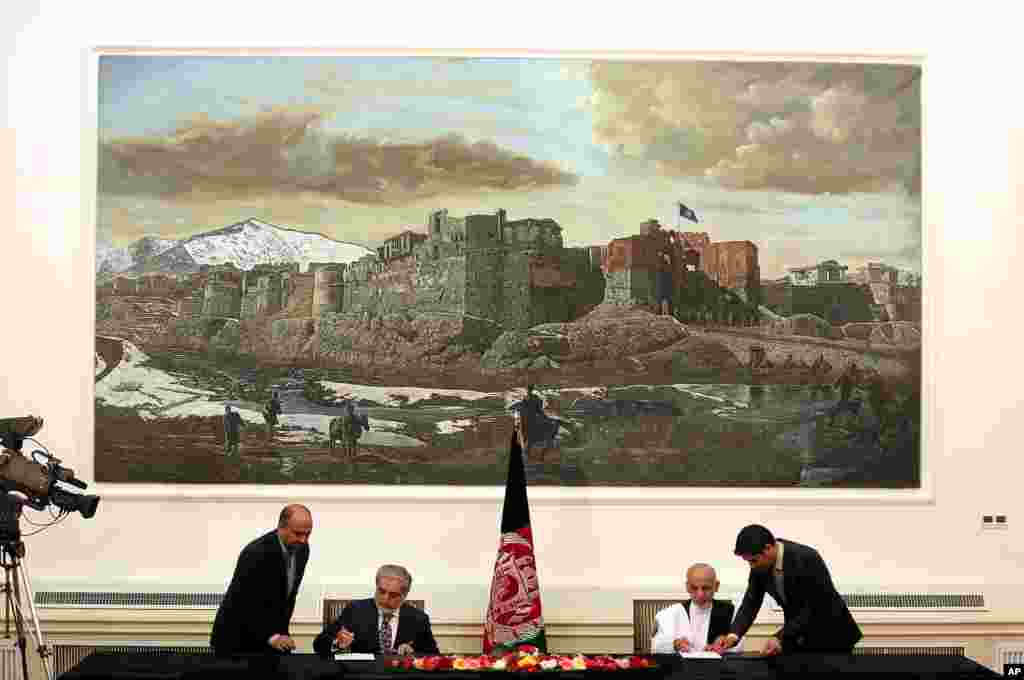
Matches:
[[996, 641, 1024, 667], [35, 591, 222, 609], [769, 592, 986, 612], [0, 641, 19, 680], [854, 639, 967, 656], [50, 641, 213, 678], [0, 639, 53, 680]]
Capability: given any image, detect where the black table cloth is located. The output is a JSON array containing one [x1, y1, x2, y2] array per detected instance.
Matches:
[[59, 652, 1001, 680]]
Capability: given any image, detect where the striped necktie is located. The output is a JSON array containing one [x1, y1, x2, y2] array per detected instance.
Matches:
[[378, 612, 393, 653]]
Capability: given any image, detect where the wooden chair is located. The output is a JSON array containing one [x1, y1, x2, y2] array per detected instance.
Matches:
[[322, 598, 426, 626], [632, 599, 680, 654]]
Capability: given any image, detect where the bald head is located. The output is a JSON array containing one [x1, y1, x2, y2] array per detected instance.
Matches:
[[686, 563, 716, 581], [685, 563, 719, 608], [277, 504, 312, 550], [278, 504, 311, 527]]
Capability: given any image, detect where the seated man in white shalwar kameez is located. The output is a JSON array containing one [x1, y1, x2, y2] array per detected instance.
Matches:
[[651, 563, 744, 654]]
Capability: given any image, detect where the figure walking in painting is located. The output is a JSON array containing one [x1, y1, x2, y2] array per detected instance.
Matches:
[[511, 385, 560, 460], [864, 369, 887, 426], [223, 404, 243, 457], [809, 353, 832, 399], [328, 412, 351, 455], [349, 401, 370, 456], [263, 391, 282, 443], [829, 363, 860, 424], [836, 363, 859, 403], [331, 400, 369, 459]]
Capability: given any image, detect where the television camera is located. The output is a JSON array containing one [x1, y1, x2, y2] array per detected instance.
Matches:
[[0, 416, 99, 680], [0, 416, 99, 519]]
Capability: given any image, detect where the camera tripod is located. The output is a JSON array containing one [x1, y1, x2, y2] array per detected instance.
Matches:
[[0, 496, 52, 680]]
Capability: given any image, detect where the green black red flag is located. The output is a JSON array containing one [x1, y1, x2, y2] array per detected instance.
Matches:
[[483, 432, 546, 653]]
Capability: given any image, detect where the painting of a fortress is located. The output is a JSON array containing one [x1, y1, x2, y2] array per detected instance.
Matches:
[[94, 55, 922, 487]]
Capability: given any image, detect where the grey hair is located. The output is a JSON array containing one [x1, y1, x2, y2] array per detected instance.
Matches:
[[376, 564, 412, 594]]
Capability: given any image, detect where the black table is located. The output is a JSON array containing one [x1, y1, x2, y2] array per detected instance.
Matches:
[[59, 652, 1002, 680]]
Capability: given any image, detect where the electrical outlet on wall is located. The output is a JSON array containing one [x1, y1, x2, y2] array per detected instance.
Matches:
[[981, 514, 1009, 531]]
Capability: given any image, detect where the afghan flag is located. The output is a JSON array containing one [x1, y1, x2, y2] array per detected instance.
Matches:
[[483, 432, 546, 654], [678, 202, 699, 223]]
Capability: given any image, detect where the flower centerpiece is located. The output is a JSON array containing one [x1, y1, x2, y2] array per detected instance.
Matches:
[[386, 645, 658, 672]]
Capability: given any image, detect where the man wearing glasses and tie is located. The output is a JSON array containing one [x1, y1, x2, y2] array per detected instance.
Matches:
[[314, 564, 439, 657]]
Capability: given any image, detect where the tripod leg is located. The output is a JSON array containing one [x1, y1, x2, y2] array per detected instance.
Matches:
[[13, 557, 51, 680], [3, 564, 11, 639], [4, 557, 51, 680], [5, 562, 30, 680]]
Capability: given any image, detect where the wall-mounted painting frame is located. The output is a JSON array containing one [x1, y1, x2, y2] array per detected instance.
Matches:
[[89, 47, 930, 505]]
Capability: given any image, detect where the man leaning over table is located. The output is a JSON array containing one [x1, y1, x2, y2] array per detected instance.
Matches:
[[314, 564, 440, 657], [651, 563, 743, 654], [710, 524, 861, 656], [210, 504, 312, 655]]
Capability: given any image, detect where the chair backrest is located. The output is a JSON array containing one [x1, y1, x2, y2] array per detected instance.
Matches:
[[632, 599, 680, 654], [323, 598, 426, 626]]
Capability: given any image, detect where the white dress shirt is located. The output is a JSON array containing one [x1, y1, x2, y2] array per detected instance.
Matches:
[[773, 540, 787, 606], [330, 607, 400, 653], [651, 602, 744, 654]]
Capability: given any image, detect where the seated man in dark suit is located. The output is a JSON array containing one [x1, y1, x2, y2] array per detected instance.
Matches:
[[712, 524, 862, 656], [314, 564, 439, 657], [651, 563, 743, 653]]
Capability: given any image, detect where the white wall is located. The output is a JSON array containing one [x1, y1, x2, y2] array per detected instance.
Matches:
[[2, 1, 1023, 625]]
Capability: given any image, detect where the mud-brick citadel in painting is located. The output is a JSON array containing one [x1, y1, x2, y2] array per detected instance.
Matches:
[[97, 207, 921, 374]]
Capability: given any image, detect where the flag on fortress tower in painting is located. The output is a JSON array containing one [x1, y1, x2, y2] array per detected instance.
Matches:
[[483, 432, 546, 654], [678, 202, 699, 223]]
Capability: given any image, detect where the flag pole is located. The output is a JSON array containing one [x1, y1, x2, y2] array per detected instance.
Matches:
[[483, 430, 546, 654]]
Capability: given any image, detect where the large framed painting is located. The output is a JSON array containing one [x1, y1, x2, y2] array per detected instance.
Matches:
[[94, 52, 922, 488]]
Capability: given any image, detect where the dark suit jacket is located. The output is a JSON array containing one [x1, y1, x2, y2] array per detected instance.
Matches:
[[313, 598, 440, 657], [685, 599, 735, 644], [730, 539, 861, 652], [210, 530, 309, 655]]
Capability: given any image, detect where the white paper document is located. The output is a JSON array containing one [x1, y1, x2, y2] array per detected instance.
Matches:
[[680, 651, 722, 659], [334, 653, 376, 661]]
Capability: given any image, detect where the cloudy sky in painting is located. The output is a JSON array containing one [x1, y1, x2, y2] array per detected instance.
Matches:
[[97, 55, 921, 278]]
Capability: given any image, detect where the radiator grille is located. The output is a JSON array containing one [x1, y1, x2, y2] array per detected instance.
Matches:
[[53, 644, 212, 678], [0, 642, 18, 680], [769, 592, 985, 612], [843, 593, 984, 609], [997, 642, 1024, 667], [854, 646, 966, 656], [36, 592, 222, 609]]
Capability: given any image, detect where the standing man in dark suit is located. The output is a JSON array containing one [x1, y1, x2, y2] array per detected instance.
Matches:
[[651, 563, 743, 653], [712, 525, 861, 656], [314, 564, 439, 657], [211, 504, 312, 655]]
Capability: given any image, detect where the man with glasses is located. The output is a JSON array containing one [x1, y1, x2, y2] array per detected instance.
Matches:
[[711, 524, 861, 656], [314, 564, 439, 657]]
